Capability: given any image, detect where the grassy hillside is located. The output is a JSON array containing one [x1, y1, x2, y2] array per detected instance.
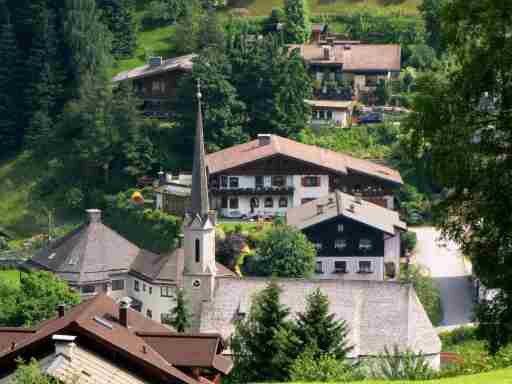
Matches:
[[287, 367, 512, 383], [227, 0, 421, 16]]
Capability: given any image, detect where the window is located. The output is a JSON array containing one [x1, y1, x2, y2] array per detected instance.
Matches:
[[149, 287, 152, 295], [255, 176, 264, 189], [82, 285, 95, 294], [358, 261, 373, 273], [264, 197, 274, 208], [337, 224, 344, 233], [229, 197, 239, 209], [359, 238, 373, 251], [272, 176, 285, 187], [229, 177, 239, 188], [315, 261, 323, 274], [221, 197, 228, 209], [314, 242, 323, 250], [146, 309, 152, 319], [334, 261, 347, 274], [161, 286, 173, 297], [161, 313, 172, 324], [334, 239, 347, 250], [112, 279, 124, 291], [143, 283, 146, 292], [195, 239, 200, 263], [134, 280, 140, 292], [220, 175, 228, 188], [279, 197, 288, 208], [250, 197, 260, 208], [302, 176, 320, 187], [319, 110, 325, 120], [301, 198, 316, 205], [327, 110, 333, 120]]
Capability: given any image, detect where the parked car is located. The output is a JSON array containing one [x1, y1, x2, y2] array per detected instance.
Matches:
[[358, 112, 384, 124]]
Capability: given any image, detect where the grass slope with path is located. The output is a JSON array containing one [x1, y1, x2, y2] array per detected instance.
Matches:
[[287, 367, 512, 383]]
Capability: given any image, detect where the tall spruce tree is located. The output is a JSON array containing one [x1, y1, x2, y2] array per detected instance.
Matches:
[[284, 0, 310, 44], [167, 288, 192, 332], [293, 288, 353, 359], [0, 3, 18, 154], [230, 281, 298, 382]]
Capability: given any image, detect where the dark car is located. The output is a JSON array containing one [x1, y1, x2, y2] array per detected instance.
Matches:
[[358, 112, 384, 124]]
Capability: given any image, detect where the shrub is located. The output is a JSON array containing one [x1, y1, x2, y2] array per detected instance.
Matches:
[[401, 230, 417, 256], [440, 326, 479, 349], [400, 265, 442, 326], [372, 345, 435, 380], [289, 346, 357, 382]]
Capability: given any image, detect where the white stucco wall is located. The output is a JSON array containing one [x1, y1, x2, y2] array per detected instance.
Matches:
[[384, 232, 401, 280], [292, 174, 329, 207], [311, 110, 350, 128], [315, 257, 384, 281]]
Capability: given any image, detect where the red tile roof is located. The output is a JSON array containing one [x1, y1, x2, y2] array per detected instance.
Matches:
[[0, 294, 232, 383], [206, 135, 402, 184]]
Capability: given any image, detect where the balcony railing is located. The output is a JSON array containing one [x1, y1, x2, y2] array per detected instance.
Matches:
[[210, 186, 294, 195]]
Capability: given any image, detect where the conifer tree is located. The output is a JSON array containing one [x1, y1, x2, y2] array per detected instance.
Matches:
[[230, 281, 298, 382], [293, 288, 353, 360], [167, 288, 192, 332], [97, 0, 137, 58], [284, 0, 310, 44], [0, 3, 18, 154]]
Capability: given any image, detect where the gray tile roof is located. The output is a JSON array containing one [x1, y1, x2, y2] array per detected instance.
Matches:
[[199, 278, 441, 357], [112, 54, 196, 83], [30, 218, 145, 285], [286, 190, 407, 235]]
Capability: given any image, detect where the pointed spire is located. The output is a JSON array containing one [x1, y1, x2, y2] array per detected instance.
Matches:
[[190, 79, 210, 217]]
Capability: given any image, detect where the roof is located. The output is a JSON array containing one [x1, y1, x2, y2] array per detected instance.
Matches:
[[138, 332, 233, 374], [130, 248, 237, 285], [305, 99, 354, 109], [286, 191, 407, 235], [112, 54, 196, 82], [199, 278, 441, 357], [29, 213, 152, 285], [206, 135, 402, 185], [0, 294, 233, 382], [289, 44, 401, 72]]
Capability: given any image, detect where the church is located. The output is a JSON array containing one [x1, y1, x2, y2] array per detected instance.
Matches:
[[29, 86, 441, 368]]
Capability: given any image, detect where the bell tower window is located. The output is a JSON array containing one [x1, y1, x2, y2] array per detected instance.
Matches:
[[195, 239, 200, 263]]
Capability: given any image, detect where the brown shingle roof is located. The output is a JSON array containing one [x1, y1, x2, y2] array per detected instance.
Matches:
[[206, 135, 402, 184], [289, 44, 401, 72], [0, 294, 232, 382], [286, 190, 406, 235]]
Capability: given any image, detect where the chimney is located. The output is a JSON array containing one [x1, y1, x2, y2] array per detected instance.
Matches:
[[258, 134, 272, 146], [119, 299, 129, 327], [86, 209, 102, 224], [149, 56, 163, 67], [317, 204, 324, 215], [57, 304, 65, 318], [52, 335, 76, 359]]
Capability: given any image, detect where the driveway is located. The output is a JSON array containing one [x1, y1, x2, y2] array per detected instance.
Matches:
[[411, 227, 474, 327]]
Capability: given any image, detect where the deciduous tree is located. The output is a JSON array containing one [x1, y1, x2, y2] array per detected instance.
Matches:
[[284, 0, 310, 44]]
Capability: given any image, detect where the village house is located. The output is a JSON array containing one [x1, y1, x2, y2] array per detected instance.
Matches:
[[287, 191, 407, 281], [206, 133, 402, 218], [155, 171, 192, 217], [112, 54, 195, 118], [306, 99, 354, 128], [0, 294, 232, 384], [26, 87, 440, 369], [290, 39, 401, 107]]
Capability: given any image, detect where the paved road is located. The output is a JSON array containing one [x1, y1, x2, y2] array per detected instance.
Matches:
[[411, 227, 474, 327]]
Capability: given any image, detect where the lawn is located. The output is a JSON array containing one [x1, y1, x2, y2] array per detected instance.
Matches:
[[225, 0, 421, 16], [287, 368, 512, 383], [0, 270, 21, 289]]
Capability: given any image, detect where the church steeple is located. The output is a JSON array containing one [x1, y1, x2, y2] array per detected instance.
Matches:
[[190, 80, 210, 218]]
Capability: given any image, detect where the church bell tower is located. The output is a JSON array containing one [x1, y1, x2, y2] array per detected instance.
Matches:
[[183, 81, 217, 328]]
